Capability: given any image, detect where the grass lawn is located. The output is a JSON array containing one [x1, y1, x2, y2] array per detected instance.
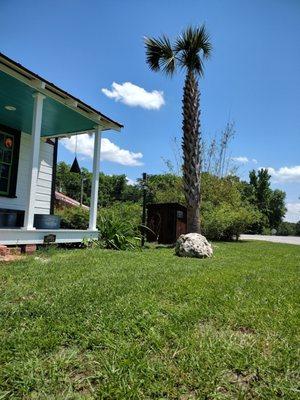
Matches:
[[0, 241, 299, 399]]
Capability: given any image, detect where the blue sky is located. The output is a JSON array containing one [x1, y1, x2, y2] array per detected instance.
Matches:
[[1, 0, 299, 221]]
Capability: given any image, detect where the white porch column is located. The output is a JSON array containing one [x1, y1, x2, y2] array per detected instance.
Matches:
[[23, 92, 45, 230], [88, 126, 102, 231]]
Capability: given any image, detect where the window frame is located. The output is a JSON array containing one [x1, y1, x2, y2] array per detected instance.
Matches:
[[0, 124, 21, 198]]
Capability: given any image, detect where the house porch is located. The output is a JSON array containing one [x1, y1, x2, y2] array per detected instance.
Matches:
[[0, 52, 122, 246], [0, 228, 98, 245]]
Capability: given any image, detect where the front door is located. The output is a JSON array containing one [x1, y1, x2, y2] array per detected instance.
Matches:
[[0, 125, 21, 198]]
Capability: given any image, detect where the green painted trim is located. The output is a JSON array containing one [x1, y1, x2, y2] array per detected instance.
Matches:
[[0, 51, 123, 129], [0, 71, 96, 136]]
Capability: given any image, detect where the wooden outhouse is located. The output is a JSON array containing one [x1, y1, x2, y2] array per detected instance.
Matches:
[[146, 203, 187, 244]]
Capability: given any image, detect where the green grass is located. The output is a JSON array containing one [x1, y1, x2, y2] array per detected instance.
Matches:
[[0, 242, 299, 399]]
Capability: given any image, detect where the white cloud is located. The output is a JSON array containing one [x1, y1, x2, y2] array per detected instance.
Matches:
[[231, 156, 258, 165], [61, 134, 143, 166], [231, 156, 249, 164], [264, 165, 300, 183], [285, 202, 300, 223], [101, 82, 165, 110]]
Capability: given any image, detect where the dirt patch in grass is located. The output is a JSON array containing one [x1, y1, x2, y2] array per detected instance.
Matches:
[[225, 370, 259, 389], [179, 390, 197, 400], [13, 294, 36, 303], [215, 369, 260, 398], [0, 254, 23, 263], [235, 326, 256, 335]]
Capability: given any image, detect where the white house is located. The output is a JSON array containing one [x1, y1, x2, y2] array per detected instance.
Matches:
[[0, 53, 122, 246]]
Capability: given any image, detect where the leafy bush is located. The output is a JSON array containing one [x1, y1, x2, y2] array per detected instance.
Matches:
[[99, 202, 141, 235], [57, 207, 89, 230], [276, 222, 297, 236], [145, 174, 184, 204], [262, 227, 272, 235], [200, 174, 262, 240], [201, 173, 242, 207], [296, 221, 300, 236], [201, 203, 261, 241], [56, 202, 142, 250], [98, 202, 142, 250], [97, 214, 140, 250]]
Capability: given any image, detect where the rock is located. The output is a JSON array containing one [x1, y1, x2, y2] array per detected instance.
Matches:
[[175, 233, 213, 258]]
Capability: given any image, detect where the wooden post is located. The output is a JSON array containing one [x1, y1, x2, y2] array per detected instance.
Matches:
[[141, 172, 147, 247], [80, 176, 87, 206], [88, 126, 102, 231], [23, 92, 45, 230]]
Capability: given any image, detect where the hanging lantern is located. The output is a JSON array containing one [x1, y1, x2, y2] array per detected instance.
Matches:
[[70, 134, 81, 174], [70, 156, 81, 174]]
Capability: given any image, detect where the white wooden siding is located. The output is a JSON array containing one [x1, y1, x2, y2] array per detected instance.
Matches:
[[0, 132, 53, 214]]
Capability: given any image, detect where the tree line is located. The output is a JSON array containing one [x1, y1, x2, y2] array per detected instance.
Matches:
[[56, 162, 299, 237]]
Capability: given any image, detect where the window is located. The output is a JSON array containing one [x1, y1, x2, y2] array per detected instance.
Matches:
[[0, 126, 20, 198]]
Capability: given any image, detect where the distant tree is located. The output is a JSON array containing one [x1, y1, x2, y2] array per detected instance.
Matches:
[[56, 162, 92, 205], [269, 190, 287, 229], [277, 221, 296, 236], [111, 175, 127, 201], [200, 173, 262, 240], [145, 25, 212, 233], [122, 184, 142, 203], [98, 173, 131, 206], [55, 162, 141, 207], [141, 174, 184, 204], [201, 173, 241, 207], [246, 168, 286, 231], [251, 169, 272, 216], [295, 221, 300, 236]]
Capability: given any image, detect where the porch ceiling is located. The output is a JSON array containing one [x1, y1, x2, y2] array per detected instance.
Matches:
[[0, 71, 97, 137]]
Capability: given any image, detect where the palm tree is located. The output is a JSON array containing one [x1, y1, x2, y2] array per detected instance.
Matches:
[[145, 26, 211, 233]]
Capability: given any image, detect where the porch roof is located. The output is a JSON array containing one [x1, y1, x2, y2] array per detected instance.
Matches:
[[0, 53, 123, 137]]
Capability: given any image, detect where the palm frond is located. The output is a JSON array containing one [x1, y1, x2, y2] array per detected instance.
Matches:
[[144, 35, 176, 76], [175, 25, 212, 75]]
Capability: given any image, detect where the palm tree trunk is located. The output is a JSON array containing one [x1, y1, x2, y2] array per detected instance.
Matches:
[[182, 70, 201, 233]]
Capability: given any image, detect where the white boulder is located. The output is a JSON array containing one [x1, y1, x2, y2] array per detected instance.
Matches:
[[175, 233, 213, 258]]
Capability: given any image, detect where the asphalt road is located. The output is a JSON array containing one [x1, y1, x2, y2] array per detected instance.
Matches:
[[240, 234, 300, 245]]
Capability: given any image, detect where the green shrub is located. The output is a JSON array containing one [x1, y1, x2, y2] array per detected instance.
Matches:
[[201, 202, 261, 241], [262, 227, 272, 235], [276, 222, 297, 236], [57, 207, 89, 230], [98, 203, 141, 250], [145, 174, 184, 204], [296, 221, 300, 236], [56, 202, 142, 250], [98, 202, 141, 234], [200, 174, 263, 240], [97, 214, 140, 250]]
